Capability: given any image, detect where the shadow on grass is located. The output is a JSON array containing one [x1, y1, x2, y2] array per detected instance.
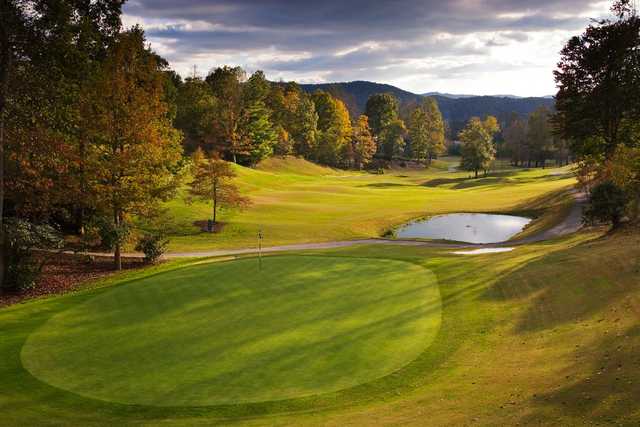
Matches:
[[422, 171, 570, 190], [359, 182, 415, 188], [482, 231, 640, 333]]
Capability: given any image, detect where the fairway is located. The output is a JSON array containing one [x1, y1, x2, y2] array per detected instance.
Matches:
[[21, 255, 440, 406]]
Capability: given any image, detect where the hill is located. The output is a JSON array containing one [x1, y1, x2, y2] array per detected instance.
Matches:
[[299, 80, 555, 129]]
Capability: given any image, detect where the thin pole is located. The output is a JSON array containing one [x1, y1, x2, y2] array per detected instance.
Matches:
[[258, 229, 263, 270]]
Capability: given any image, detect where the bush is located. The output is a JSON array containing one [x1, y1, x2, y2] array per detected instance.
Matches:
[[86, 217, 130, 251], [135, 232, 169, 264], [2, 219, 64, 292], [583, 181, 629, 228]]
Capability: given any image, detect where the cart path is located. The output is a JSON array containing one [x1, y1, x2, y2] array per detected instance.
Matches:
[[73, 191, 585, 259]]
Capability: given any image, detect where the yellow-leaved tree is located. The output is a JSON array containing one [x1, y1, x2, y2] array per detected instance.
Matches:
[[81, 28, 182, 270]]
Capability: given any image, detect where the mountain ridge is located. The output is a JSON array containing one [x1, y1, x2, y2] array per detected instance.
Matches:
[[297, 80, 555, 131]]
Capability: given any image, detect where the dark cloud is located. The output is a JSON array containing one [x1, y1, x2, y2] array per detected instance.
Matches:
[[123, 0, 611, 95]]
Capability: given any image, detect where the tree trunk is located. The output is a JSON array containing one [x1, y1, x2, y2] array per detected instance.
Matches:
[[114, 210, 122, 270], [0, 19, 11, 289], [474, 169, 478, 179], [212, 178, 217, 228]]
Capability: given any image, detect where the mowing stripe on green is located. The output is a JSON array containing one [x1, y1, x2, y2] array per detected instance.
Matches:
[[21, 255, 440, 406]]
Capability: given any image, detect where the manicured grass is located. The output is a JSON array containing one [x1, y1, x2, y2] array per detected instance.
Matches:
[[161, 157, 576, 252], [3, 229, 639, 425], [20, 255, 440, 406]]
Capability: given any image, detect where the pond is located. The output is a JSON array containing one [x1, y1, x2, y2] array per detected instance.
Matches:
[[395, 213, 531, 244]]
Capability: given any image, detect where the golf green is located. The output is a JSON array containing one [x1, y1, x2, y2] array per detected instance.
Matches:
[[21, 255, 441, 406]]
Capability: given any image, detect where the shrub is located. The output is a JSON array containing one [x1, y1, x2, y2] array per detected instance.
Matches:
[[2, 219, 64, 292], [583, 181, 629, 228], [87, 217, 130, 251], [135, 232, 169, 264]]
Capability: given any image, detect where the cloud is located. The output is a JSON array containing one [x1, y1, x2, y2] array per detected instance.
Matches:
[[123, 0, 614, 96]]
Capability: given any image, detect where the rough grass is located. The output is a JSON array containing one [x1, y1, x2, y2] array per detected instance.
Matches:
[[163, 157, 576, 252], [2, 228, 639, 425]]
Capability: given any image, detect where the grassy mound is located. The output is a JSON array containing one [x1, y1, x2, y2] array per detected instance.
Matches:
[[20, 255, 440, 406], [255, 156, 339, 176]]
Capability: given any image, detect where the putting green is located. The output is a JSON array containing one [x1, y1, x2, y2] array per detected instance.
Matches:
[[21, 255, 440, 406]]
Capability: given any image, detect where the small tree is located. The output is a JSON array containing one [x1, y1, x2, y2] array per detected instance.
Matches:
[[584, 180, 629, 229], [187, 151, 250, 228]]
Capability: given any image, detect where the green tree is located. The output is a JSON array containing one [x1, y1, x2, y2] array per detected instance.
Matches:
[[503, 114, 528, 166], [175, 77, 217, 152], [187, 150, 249, 227], [351, 115, 377, 169], [554, 0, 640, 159], [380, 119, 406, 160], [408, 97, 445, 164], [364, 93, 399, 136], [527, 106, 555, 168], [240, 100, 277, 164], [81, 29, 183, 270], [312, 91, 352, 166], [459, 117, 497, 178]]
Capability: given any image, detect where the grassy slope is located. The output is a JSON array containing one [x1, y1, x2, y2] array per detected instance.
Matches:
[[163, 157, 576, 252], [2, 228, 639, 425]]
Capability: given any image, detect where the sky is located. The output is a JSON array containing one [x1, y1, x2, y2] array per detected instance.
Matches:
[[122, 0, 615, 97]]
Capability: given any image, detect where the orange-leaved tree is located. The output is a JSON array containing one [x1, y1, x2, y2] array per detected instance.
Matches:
[[187, 148, 250, 228]]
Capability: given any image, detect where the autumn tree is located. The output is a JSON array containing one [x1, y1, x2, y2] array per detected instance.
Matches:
[[312, 91, 352, 166], [459, 116, 499, 178], [351, 115, 377, 169], [408, 97, 445, 164], [187, 149, 250, 227], [206, 66, 246, 162], [81, 28, 182, 270]]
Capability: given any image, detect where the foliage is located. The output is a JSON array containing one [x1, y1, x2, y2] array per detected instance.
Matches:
[[174, 77, 217, 153], [379, 119, 406, 160], [80, 28, 183, 269], [408, 97, 445, 164], [187, 150, 250, 225], [312, 92, 353, 166], [135, 232, 169, 264], [583, 180, 629, 228], [364, 93, 400, 136], [240, 101, 277, 164], [553, 2, 640, 160], [2, 219, 63, 292], [459, 116, 499, 178], [607, 145, 640, 220], [350, 115, 377, 169]]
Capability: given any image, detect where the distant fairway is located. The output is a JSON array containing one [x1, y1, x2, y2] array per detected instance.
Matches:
[[21, 255, 440, 406], [162, 156, 576, 252]]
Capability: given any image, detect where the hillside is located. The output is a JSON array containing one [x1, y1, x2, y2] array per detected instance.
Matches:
[[299, 80, 555, 128]]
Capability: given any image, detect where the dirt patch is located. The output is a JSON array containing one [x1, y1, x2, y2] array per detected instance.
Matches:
[[0, 253, 146, 308], [193, 220, 226, 233]]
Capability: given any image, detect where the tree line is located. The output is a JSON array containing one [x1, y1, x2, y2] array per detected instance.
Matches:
[[174, 68, 447, 169]]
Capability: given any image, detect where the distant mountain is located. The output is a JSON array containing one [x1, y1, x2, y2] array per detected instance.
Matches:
[[299, 81, 555, 130], [421, 92, 477, 99]]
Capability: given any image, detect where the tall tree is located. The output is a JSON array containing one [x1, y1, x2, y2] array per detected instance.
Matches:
[[81, 28, 182, 270], [408, 97, 445, 164], [175, 77, 217, 153], [553, 0, 640, 159], [364, 93, 399, 136], [313, 91, 352, 166], [380, 119, 406, 160], [206, 66, 246, 162], [240, 100, 277, 164], [459, 117, 498, 178], [503, 114, 528, 166], [527, 106, 555, 168], [351, 115, 376, 169], [187, 149, 249, 226]]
